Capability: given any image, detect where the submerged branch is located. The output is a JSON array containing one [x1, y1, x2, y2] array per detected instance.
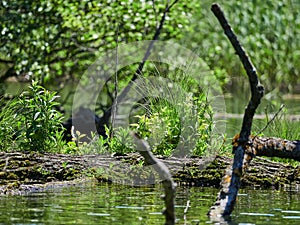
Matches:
[[131, 132, 176, 225]]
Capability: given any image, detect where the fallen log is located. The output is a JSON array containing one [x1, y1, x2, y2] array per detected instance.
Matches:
[[251, 136, 300, 160], [1, 151, 300, 195]]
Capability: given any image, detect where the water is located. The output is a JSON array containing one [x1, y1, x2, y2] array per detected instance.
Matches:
[[0, 183, 299, 225], [223, 93, 300, 138]]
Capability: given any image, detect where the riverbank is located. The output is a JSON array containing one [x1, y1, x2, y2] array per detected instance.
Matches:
[[1, 151, 299, 195]]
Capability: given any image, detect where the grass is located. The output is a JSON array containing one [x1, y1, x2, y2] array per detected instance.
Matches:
[[0, 78, 298, 169], [262, 115, 300, 141], [253, 110, 300, 166]]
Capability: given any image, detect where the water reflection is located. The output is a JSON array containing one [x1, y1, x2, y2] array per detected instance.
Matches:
[[0, 183, 299, 224]]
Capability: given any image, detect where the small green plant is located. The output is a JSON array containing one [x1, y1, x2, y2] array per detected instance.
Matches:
[[107, 127, 135, 155], [79, 131, 109, 155], [0, 97, 17, 151], [13, 81, 65, 152]]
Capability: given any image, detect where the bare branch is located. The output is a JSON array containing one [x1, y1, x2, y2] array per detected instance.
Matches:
[[131, 132, 176, 225], [100, 0, 179, 125], [209, 3, 265, 217]]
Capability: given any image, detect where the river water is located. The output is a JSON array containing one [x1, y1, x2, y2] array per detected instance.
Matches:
[[0, 183, 299, 225]]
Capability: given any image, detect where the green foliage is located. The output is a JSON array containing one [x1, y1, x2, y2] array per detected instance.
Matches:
[[0, 98, 17, 151], [13, 81, 65, 151], [130, 78, 216, 157], [132, 104, 180, 156], [75, 126, 135, 155], [182, 0, 300, 93], [0, 0, 191, 83], [1, 0, 299, 92]]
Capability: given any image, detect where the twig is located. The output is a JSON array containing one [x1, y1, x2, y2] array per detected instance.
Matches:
[[209, 3, 264, 217], [184, 200, 190, 214], [111, 25, 119, 138], [256, 104, 285, 136]]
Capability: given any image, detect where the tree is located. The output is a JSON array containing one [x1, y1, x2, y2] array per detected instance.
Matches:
[[0, 0, 191, 85]]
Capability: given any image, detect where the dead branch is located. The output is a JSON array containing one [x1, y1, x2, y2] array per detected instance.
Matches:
[[131, 132, 176, 225], [209, 3, 264, 217], [251, 136, 300, 160]]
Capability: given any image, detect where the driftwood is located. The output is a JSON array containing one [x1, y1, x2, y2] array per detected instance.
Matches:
[[208, 3, 299, 219]]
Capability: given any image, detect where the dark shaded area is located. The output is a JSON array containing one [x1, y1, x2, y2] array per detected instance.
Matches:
[[62, 107, 107, 142]]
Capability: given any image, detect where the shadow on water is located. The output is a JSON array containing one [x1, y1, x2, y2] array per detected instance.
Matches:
[[0, 183, 300, 225]]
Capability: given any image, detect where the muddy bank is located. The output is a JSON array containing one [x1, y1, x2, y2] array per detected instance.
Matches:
[[0, 152, 299, 195]]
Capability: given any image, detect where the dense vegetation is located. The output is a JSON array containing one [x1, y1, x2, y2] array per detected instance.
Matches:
[[1, 0, 299, 92], [0, 0, 299, 156]]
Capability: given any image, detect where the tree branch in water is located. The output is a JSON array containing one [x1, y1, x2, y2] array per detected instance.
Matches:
[[131, 132, 176, 225], [209, 3, 264, 217]]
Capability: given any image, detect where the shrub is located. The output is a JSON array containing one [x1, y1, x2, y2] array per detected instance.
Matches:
[[13, 81, 65, 152]]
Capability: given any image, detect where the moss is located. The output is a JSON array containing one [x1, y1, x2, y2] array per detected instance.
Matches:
[[6, 181, 20, 189], [0, 172, 6, 179], [6, 173, 18, 180]]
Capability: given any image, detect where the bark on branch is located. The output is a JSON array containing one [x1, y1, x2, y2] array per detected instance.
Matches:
[[209, 3, 264, 218], [251, 136, 300, 160]]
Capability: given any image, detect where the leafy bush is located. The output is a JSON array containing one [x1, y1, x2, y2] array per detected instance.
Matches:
[[10, 81, 65, 152], [0, 0, 191, 83]]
